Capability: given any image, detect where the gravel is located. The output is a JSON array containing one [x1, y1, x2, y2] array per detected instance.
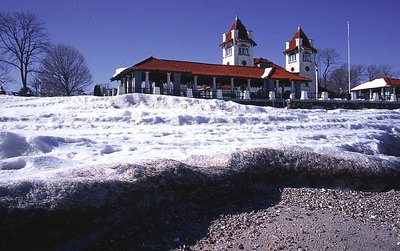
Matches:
[[184, 187, 400, 251]]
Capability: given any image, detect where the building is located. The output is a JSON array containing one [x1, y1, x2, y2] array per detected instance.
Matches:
[[284, 26, 317, 95], [220, 15, 256, 67], [111, 17, 314, 100], [351, 77, 400, 101]]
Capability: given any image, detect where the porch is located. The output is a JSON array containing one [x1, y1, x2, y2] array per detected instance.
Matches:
[[113, 69, 305, 101]]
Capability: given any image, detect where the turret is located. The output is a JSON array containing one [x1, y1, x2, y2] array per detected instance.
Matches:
[[284, 26, 317, 94], [220, 16, 256, 66]]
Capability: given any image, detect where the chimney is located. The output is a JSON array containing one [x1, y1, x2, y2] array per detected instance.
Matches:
[[285, 41, 290, 50], [222, 33, 226, 43]]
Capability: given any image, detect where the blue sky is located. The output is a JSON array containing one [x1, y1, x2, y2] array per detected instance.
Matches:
[[2, 0, 400, 91]]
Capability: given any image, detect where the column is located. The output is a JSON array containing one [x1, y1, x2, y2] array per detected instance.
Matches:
[[145, 71, 150, 93], [126, 75, 131, 93], [166, 72, 171, 95], [194, 76, 198, 90], [167, 72, 171, 86], [118, 79, 125, 95], [212, 77, 217, 99], [275, 80, 280, 99], [245, 79, 251, 99], [291, 80, 295, 99], [133, 71, 142, 93], [131, 72, 135, 93], [230, 78, 235, 98], [212, 77, 217, 91], [173, 73, 181, 96]]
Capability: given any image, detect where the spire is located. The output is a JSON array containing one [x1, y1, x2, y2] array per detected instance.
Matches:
[[220, 16, 257, 47], [284, 26, 316, 53]]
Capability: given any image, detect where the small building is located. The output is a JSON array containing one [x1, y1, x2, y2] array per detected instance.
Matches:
[[111, 16, 314, 100], [351, 77, 400, 101]]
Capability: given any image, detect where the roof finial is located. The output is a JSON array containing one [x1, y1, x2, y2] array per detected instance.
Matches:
[[298, 25, 301, 31], [235, 14, 239, 21]]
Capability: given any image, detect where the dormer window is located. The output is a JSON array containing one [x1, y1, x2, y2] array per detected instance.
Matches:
[[289, 54, 296, 63], [225, 47, 232, 57], [302, 53, 311, 62], [238, 47, 249, 56]]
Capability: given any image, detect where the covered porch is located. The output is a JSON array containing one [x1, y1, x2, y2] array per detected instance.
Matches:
[[110, 57, 311, 101]]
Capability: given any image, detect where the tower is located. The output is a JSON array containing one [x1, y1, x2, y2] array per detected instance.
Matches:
[[284, 26, 317, 93], [220, 16, 257, 67]]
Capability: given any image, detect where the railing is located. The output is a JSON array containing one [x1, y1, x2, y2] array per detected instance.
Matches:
[[355, 93, 399, 102], [108, 86, 400, 103]]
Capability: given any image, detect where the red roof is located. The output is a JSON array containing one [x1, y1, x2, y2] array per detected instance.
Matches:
[[254, 57, 311, 81], [284, 26, 316, 53], [220, 16, 256, 47], [254, 58, 274, 67], [111, 57, 310, 82], [384, 77, 400, 87]]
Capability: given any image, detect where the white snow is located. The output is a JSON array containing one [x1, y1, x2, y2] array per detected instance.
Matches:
[[0, 94, 399, 183], [351, 78, 389, 91], [261, 67, 273, 78], [112, 67, 128, 78]]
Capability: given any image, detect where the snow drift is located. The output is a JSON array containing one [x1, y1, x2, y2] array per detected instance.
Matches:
[[0, 94, 399, 209]]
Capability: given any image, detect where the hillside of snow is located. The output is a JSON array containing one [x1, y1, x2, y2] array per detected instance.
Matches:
[[0, 94, 399, 209]]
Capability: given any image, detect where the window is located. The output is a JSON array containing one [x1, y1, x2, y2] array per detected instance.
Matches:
[[302, 53, 312, 62], [238, 47, 249, 56], [225, 47, 232, 57], [289, 54, 296, 63], [305, 66, 310, 72], [242, 60, 247, 66]]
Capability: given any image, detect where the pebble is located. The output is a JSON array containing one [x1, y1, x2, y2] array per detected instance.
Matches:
[[187, 187, 399, 251]]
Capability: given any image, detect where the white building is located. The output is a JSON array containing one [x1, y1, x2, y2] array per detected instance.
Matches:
[[351, 77, 400, 101], [284, 26, 317, 96], [220, 15, 257, 67]]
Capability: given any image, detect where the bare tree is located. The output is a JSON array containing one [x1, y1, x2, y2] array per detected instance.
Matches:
[[317, 48, 340, 88], [29, 77, 41, 96], [38, 44, 92, 96], [366, 64, 397, 80], [328, 64, 365, 95], [0, 12, 49, 94], [0, 58, 11, 86]]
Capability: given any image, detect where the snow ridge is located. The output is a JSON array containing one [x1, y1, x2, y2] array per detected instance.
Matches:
[[0, 94, 399, 185]]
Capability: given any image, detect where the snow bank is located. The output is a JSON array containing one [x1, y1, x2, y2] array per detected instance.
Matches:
[[0, 147, 398, 210], [0, 94, 399, 208]]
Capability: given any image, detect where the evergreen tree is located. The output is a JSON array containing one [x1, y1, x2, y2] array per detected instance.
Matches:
[[93, 85, 103, 96]]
